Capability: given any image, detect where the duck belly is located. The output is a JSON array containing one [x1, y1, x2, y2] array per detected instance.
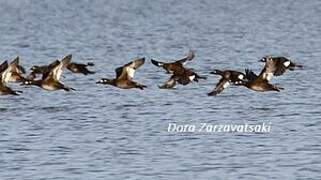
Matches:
[[41, 84, 59, 91]]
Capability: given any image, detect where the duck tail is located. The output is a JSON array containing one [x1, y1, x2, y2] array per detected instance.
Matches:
[[84, 70, 95, 75], [63, 86, 76, 91], [273, 85, 284, 92], [136, 83, 147, 90]]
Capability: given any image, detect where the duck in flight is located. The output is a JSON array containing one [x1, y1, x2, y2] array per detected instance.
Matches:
[[28, 55, 94, 78], [22, 54, 75, 91], [27, 60, 60, 80], [208, 69, 246, 96], [259, 55, 303, 79], [67, 61, 95, 75], [2, 57, 28, 83], [0, 60, 23, 95], [237, 68, 284, 92], [151, 50, 206, 89], [96, 57, 147, 90], [151, 50, 195, 74]]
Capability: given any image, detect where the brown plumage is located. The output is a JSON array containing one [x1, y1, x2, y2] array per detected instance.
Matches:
[[259, 56, 303, 78], [239, 68, 284, 92], [22, 55, 75, 91], [0, 60, 23, 95], [1, 57, 28, 83], [151, 50, 195, 74], [208, 69, 246, 96], [151, 50, 206, 89], [96, 58, 147, 90]]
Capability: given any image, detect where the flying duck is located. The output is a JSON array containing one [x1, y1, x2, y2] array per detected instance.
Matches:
[[151, 50, 206, 89], [158, 67, 206, 89], [96, 58, 147, 90], [208, 69, 246, 96], [22, 55, 75, 91], [27, 60, 61, 80], [67, 61, 95, 75], [0, 60, 23, 95], [2, 57, 28, 83], [237, 68, 284, 92], [259, 56, 303, 78], [151, 50, 195, 74]]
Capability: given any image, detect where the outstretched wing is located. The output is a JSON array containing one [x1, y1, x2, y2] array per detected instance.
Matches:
[[159, 75, 177, 89], [175, 50, 195, 65], [47, 55, 71, 81], [245, 69, 258, 81], [208, 78, 230, 96], [115, 66, 124, 79], [1, 57, 23, 84], [1, 62, 12, 84], [260, 57, 292, 80], [273, 58, 291, 76], [42, 60, 60, 80], [11, 57, 19, 71], [0, 60, 8, 74], [258, 65, 273, 82], [10, 56, 26, 74], [118, 58, 145, 80]]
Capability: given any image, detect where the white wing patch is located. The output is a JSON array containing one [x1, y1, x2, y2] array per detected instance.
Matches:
[[283, 61, 291, 67], [127, 67, 135, 79], [42, 84, 57, 91], [1, 65, 13, 84], [52, 63, 64, 81], [266, 73, 273, 81], [238, 74, 244, 80]]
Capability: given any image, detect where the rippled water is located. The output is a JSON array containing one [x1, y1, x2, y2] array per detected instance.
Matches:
[[1, 0, 321, 179]]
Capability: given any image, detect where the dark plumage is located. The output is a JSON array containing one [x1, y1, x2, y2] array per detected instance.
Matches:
[[151, 50, 195, 74], [67, 60, 95, 75], [208, 69, 246, 96], [259, 56, 303, 77], [0, 60, 23, 95], [151, 50, 206, 89], [2, 57, 28, 83], [28, 60, 60, 80], [238, 68, 284, 92], [96, 58, 147, 90], [22, 55, 75, 91]]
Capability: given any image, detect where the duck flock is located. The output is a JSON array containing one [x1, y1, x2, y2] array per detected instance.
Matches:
[[0, 51, 302, 96]]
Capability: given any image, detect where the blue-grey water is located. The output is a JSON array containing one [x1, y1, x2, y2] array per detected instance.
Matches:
[[0, 0, 321, 179]]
